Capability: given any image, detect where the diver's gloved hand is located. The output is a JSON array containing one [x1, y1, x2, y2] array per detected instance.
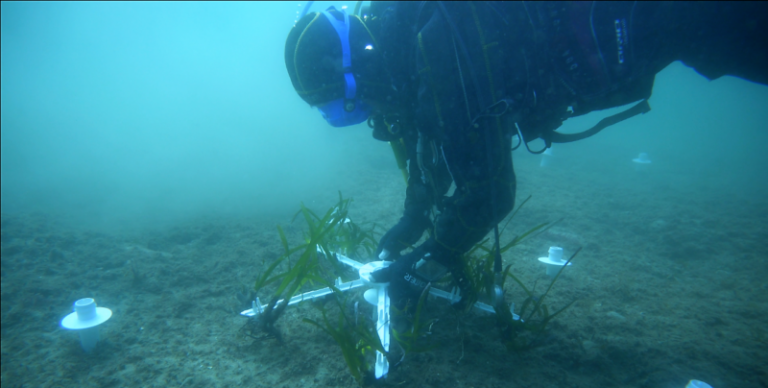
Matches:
[[375, 215, 431, 260], [370, 245, 423, 283], [371, 240, 476, 311], [371, 246, 430, 301], [448, 267, 476, 312], [400, 241, 476, 312]]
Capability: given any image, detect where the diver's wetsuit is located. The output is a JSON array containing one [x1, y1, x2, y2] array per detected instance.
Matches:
[[367, 1, 768, 285]]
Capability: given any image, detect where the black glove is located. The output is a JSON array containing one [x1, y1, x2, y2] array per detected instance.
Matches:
[[448, 265, 476, 312], [374, 240, 477, 312], [376, 215, 431, 260], [371, 245, 425, 283], [371, 246, 430, 304]]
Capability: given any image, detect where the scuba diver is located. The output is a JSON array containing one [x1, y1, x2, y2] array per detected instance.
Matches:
[[284, 2, 768, 309]]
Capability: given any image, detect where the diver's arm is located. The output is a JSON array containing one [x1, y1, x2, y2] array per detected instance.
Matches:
[[429, 120, 516, 264], [381, 117, 516, 308], [406, 3, 516, 264], [376, 132, 433, 259]]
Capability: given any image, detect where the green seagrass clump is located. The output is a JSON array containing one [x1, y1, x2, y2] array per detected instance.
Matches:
[[458, 195, 579, 350], [303, 290, 387, 387], [248, 192, 377, 340]]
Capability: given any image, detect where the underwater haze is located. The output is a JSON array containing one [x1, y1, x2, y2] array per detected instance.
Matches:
[[3, 1, 768, 231], [1, 1, 383, 232], [2, 2, 768, 388]]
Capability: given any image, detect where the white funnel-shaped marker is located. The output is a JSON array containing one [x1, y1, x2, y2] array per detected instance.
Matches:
[[61, 298, 112, 352], [537, 247, 572, 277], [632, 152, 651, 172], [540, 147, 554, 167]]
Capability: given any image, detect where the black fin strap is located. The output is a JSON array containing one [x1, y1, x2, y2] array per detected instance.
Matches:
[[548, 99, 651, 144]]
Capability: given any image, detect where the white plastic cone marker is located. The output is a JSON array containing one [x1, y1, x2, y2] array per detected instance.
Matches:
[[61, 298, 113, 352], [363, 288, 379, 306], [537, 247, 573, 277], [632, 152, 652, 172], [540, 147, 554, 167], [686, 380, 713, 388]]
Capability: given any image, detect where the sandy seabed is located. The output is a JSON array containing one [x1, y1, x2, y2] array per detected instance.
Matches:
[[2, 147, 767, 388]]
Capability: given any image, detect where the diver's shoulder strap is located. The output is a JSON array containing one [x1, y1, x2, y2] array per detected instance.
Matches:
[[546, 99, 651, 144]]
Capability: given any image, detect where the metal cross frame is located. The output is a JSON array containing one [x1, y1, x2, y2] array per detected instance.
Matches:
[[240, 249, 520, 379]]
